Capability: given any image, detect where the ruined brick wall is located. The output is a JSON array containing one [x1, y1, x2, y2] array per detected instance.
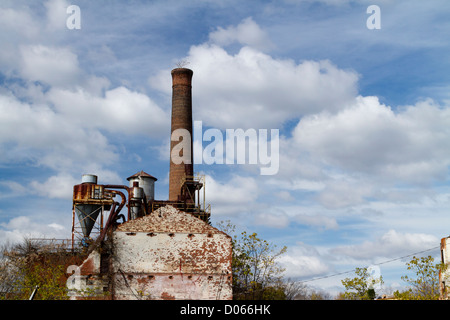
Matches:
[[68, 206, 232, 300], [440, 237, 450, 299], [112, 206, 232, 300], [112, 232, 232, 299]]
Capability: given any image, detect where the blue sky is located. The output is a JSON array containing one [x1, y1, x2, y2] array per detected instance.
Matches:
[[1, 0, 450, 297]]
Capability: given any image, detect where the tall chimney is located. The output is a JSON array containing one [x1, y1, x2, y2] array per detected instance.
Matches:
[[169, 68, 194, 201]]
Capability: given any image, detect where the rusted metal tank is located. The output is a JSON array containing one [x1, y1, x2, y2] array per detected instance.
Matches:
[[127, 170, 157, 201], [81, 174, 97, 184], [72, 175, 114, 240]]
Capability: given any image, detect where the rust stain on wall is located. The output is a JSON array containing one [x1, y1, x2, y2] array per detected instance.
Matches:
[[161, 292, 175, 300]]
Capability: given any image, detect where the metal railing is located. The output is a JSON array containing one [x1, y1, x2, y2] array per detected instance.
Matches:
[[26, 238, 80, 253]]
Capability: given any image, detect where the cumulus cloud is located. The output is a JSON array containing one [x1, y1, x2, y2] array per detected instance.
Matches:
[[46, 86, 169, 136], [316, 179, 374, 209], [278, 243, 331, 278], [29, 173, 81, 199], [44, 0, 70, 31], [294, 213, 339, 230], [205, 174, 259, 216], [275, 190, 294, 201], [0, 216, 68, 245], [149, 18, 450, 221], [293, 96, 450, 185], [254, 210, 290, 228], [0, 6, 41, 74], [28, 169, 123, 199], [0, 180, 28, 201], [0, 5, 39, 40], [0, 41, 168, 176], [150, 41, 358, 129], [0, 92, 117, 170], [266, 95, 450, 214], [209, 17, 273, 51], [19, 45, 82, 87], [332, 229, 438, 260], [148, 17, 450, 225]]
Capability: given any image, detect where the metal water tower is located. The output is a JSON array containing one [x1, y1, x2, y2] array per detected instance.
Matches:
[[127, 171, 157, 219], [127, 171, 157, 201]]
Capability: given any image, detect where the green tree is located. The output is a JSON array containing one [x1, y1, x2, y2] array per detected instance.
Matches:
[[233, 231, 287, 299], [341, 267, 383, 300], [394, 255, 443, 300], [283, 278, 332, 300], [216, 221, 287, 300], [0, 238, 70, 300]]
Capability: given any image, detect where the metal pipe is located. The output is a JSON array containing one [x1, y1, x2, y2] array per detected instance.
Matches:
[[109, 190, 126, 214], [142, 193, 149, 216], [103, 184, 130, 192], [104, 185, 130, 220], [92, 188, 126, 250], [29, 285, 39, 300]]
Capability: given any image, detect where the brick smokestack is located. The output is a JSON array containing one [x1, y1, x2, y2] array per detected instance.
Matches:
[[169, 68, 194, 201]]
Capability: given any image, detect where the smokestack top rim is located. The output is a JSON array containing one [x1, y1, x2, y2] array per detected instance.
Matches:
[[171, 68, 193, 87], [171, 67, 193, 75]]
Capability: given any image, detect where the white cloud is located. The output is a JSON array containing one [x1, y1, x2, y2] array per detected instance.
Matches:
[[0, 216, 69, 245], [209, 17, 273, 51], [316, 179, 374, 209], [278, 243, 331, 278], [0, 92, 117, 171], [29, 173, 79, 199], [254, 210, 290, 228], [266, 95, 450, 213], [294, 96, 402, 172], [284, 0, 393, 5], [0, 5, 40, 75], [46, 85, 169, 136], [294, 213, 339, 230], [271, 136, 327, 182], [44, 0, 70, 31], [150, 43, 358, 129], [0, 180, 27, 199], [205, 174, 259, 216], [275, 190, 294, 201], [19, 45, 82, 87], [28, 169, 124, 200], [0, 5, 39, 40], [0, 59, 169, 172], [48, 223, 65, 231], [293, 96, 450, 185], [332, 229, 438, 260]]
